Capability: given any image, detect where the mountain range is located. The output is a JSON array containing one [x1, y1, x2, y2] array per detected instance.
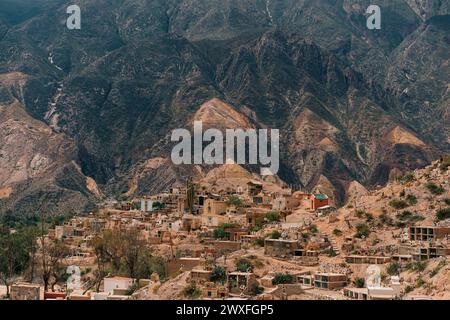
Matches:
[[0, 0, 448, 216]]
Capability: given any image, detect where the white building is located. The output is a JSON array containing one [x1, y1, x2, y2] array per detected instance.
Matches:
[[103, 277, 135, 294]]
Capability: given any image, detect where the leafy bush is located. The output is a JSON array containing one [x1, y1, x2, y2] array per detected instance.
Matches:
[[265, 211, 281, 222], [309, 224, 318, 234], [426, 183, 445, 195], [236, 258, 253, 272], [406, 261, 427, 272], [415, 277, 426, 288], [182, 284, 202, 299], [354, 277, 365, 288], [439, 156, 450, 171], [379, 213, 393, 226], [399, 173, 414, 183], [324, 248, 337, 257], [210, 265, 226, 283], [436, 207, 450, 220], [332, 229, 342, 236], [249, 283, 264, 296], [268, 230, 282, 239], [396, 210, 424, 224], [253, 238, 265, 247], [386, 262, 401, 276], [389, 199, 408, 209], [226, 196, 244, 207], [404, 285, 414, 294], [406, 194, 417, 205], [355, 223, 370, 238], [213, 223, 235, 239], [272, 273, 294, 285], [430, 260, 447, 277]]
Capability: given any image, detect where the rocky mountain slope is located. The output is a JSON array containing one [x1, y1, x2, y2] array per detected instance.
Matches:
[[0, 0, 448, 215]]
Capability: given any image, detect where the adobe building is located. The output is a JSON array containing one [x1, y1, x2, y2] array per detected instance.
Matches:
[[313, 273, 347, 290], [103, 277, 135, 294], [203, 282, 228, 299], [204, 199, 227, 216], [409, 226, 450, 242], [264, 239, 301, 258], [227, 272, 257, 295], [166, 257, 201, 277], [189, 269, 212, 285], [345, 255, 391, 264], [247, 181, 263, 196], [272, 196, 300, 212]]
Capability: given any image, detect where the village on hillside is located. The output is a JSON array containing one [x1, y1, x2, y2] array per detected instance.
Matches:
[[1, 157, 449, 301]]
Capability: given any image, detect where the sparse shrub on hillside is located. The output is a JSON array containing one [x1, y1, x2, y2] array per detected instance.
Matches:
[[253, 238, 265, 247], [398, 173, 414, 183], [272, 273, 294, 285], [354, 278, 365, 288], [426, 183, 445, 195], [396, 211, 424, 225], [365, 212, 374, 222], [404, 285, 414, 294], [309, 224, 318, 234], [226, 196, 244, 208], [355, 210, 365, 218], [407, 261, 427, 272], [324, 248, 337, 257], [444, 198, 450, 206], [268, 230, 282, 239], [386, 262, 401, 276], [213, 223, 235, 239], [379, 213, 393, 226], [399, 190, 405, 197], [415, 277, 426, 288], [389, 199, 408, 209], [249, 283, 264, 296], [406, 194, 417, 205], [182, 284, 202, 299], [355, 223, 370, 238], [236, 258, 253, 272], [265, 211, 281, 222], [439, 156, 450, 171], [332, 229, 342, 236], [430, 260, 447, 277], [436, 207, 450, 220]]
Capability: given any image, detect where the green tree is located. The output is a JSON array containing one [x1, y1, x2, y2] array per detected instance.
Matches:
[[226, 196, 244, 208], [272, 273, 294, 285], [209, 265, 226, 284], [213, 223, 234, 239], [0, 231, 31, 297]]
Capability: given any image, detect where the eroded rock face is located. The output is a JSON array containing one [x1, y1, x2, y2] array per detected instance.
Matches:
[[0, 1, 448, 214], [0, 73, 99, 215]]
